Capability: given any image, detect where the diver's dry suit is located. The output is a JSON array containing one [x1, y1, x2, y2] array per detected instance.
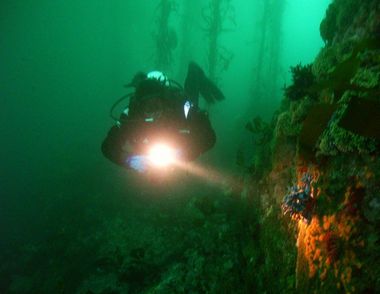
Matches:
[[101, 62, 224, 168]]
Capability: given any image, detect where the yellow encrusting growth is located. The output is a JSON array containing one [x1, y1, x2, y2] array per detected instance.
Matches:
[[301, 184, 365, 293]]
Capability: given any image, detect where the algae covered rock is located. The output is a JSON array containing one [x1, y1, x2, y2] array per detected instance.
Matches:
[[320, 2, 339, 44], [316, 93, 377, 156], [312, 46, 338, 81], [274, 111, 300, 139], [351, 66, 380, 89], [320, 0, 367, 44]]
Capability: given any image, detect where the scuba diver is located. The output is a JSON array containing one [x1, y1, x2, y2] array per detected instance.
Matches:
[[101, 62, 225, 172]]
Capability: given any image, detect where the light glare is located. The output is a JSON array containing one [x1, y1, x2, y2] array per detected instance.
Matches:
[[148, 143, 176, 167]]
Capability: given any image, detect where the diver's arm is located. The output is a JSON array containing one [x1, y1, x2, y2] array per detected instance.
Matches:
[[101, 124, 131, 167]]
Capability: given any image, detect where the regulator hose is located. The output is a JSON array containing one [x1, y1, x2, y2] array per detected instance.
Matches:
[[109, 92, 133, 122]]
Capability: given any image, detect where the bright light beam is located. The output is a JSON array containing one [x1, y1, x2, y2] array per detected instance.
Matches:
[[174, 160, 243, 194], [148, 143, 177, 167], [147, 143, 243, 194]]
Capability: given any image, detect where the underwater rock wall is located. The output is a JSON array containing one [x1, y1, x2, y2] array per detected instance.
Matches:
[[320, 0, 380, 45], [245, 0, 380, 292]]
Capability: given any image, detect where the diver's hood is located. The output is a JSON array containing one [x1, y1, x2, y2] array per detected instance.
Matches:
[[124, 72, 147, 88], [124, 71, 169, 88]]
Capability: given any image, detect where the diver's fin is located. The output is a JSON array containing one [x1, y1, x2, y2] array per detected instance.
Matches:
[[199, 76, 225, 104], [184, 62, 225, 105], [184, 62, 203, 106]]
